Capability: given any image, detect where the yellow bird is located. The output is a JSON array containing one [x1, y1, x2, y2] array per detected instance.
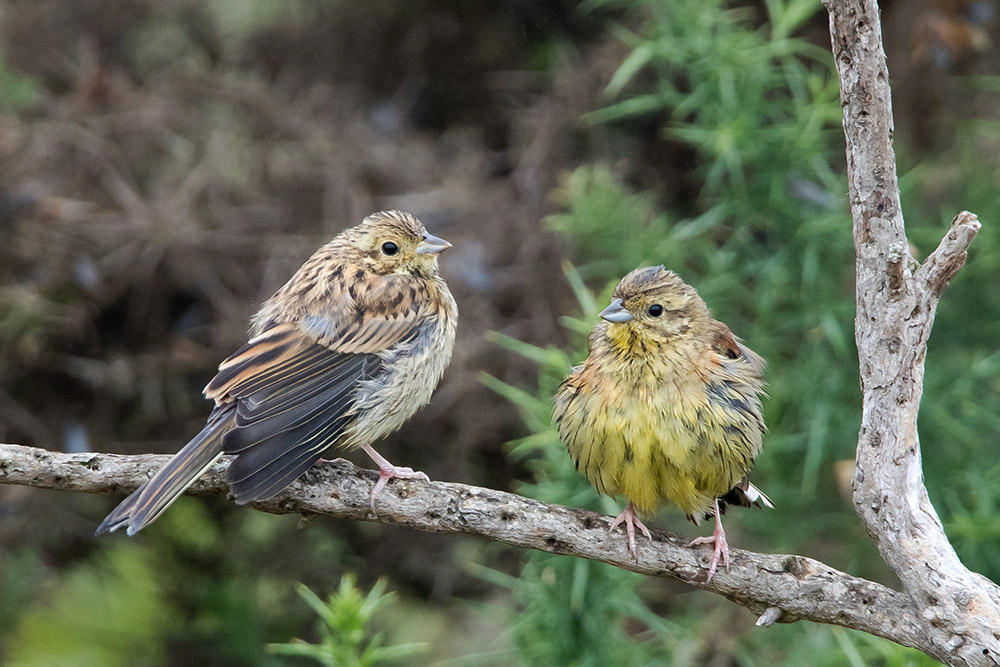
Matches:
[[554, 266, 771, 580]]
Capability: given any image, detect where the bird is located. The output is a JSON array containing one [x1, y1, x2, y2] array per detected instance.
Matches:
[[97, 210, 458, 536], [553, 266, 770, 580]]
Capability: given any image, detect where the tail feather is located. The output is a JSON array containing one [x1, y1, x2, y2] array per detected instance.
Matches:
[[744, 482, 774, 509], [96, 406, 234, 536], [717, 477, 774, 516]]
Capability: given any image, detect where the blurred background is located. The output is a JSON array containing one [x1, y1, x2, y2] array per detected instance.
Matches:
[[1, 0, 998, 665]]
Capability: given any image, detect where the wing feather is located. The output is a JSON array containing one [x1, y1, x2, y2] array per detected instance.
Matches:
[[709, 321, 766, 374], [226, 359, 369, 452], [226, 394, 356, 503], [197, 272, 430, 504]]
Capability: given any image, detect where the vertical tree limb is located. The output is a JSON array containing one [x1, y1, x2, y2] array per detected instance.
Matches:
[[824, 0, 1000, 664]]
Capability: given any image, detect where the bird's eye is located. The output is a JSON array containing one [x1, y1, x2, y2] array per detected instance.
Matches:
[[381, 241, 399, 256], [648, 304, 664, 317]]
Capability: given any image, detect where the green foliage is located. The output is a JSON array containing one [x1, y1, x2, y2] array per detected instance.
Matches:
[[551, 0, 866, 557], [268, 576, 427, 667], [472, 556, 700, 667], [546, 169, 721, 284], [0, 549, 47, 636], [0, 500, 359, 666], [586, 0, 842, 223], [0, 51, 40, 112], [553, 0, 864, 543], [5, 544, 177, 667], [734, 623, 941, 667], [547, 165, 861, 537]]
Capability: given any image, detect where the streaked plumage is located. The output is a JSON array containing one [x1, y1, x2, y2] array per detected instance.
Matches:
[[98, 210, 457, 535], [554, 266, 770, 579]]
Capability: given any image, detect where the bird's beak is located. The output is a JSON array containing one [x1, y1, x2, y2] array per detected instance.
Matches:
[[415, 233, 452, 255], [599, 298, 633, 323]]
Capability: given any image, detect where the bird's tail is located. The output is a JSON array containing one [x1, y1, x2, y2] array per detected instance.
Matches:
[[743, 482, 774, 509], [96, 408, 232, 536], [717, 477, 774, 515]]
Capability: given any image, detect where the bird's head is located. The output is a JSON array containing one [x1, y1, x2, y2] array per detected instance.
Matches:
[[599, 266, 709, 346], [350, 210, 452, 278]]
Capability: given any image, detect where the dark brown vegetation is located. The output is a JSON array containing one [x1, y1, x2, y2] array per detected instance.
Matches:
[[0, 2, 608, 539]]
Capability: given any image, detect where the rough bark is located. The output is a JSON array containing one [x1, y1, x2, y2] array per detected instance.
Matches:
[[0, 443, 928, 646], [825, 0, 1000, 664]]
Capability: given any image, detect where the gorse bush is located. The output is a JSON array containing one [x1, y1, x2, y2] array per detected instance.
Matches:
[[586, 0, 843, 224], [268, 576, 427, 667], [559, 0, 862, 531]]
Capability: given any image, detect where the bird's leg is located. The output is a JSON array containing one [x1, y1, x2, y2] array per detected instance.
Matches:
[[360, 443, 430, 512], [608, 501, 652, 559], [688, 498, 729, 581]]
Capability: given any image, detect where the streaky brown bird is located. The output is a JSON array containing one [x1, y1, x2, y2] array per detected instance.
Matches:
[[554, 266, 770, 580], [97, 210, 457, 535]]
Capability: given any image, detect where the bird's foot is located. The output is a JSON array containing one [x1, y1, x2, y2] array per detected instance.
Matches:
[[359, 443, 430, 513], [370, 465, 430, 512], [609, 502, 652, 560], [688, 509, 729, 581]]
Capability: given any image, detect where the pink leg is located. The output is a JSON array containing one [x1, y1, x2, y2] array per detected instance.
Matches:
[[360, 443, 429, 512], [608, 501, 652, 560], [688, 498, 729, 581]]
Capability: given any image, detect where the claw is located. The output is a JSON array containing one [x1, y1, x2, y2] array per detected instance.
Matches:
[[370, 465, 429, 512], [360, 443, 429, 513], [609, 501, 651, 560], [688, 498, 730, 581]]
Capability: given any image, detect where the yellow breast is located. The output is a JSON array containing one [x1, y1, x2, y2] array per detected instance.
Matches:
[[555, 359, 761, 517]]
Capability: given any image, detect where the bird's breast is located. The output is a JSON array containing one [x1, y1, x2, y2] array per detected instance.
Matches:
[[559, 363, 759, 516], [344, 302, 457, 446]]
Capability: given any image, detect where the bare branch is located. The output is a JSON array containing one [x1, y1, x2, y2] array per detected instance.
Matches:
[[2, 442, 924, 648], [916, 211, 981, 298], [825, 0, 1000, 664]]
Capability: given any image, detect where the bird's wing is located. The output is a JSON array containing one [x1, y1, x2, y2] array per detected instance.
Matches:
[[322, 274, 430, 353], [203, 275, 428, 503], [709, 321, 766, 374]]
